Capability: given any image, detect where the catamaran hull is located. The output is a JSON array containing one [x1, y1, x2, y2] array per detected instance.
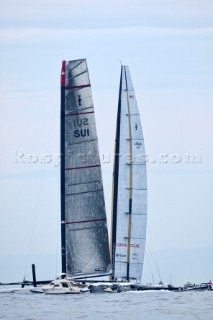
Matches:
[[89, 282, 138, 293], [30, 288, 44, 294]]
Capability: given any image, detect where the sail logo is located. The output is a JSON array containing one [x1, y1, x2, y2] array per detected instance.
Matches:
[[116, 253, 126, 258], [116, 243, 139, 248]]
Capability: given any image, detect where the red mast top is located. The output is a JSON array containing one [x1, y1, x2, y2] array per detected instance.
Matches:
[[61, 60, 66, 86]]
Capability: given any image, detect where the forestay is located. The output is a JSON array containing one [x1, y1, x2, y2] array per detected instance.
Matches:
[[111, 66, 147, 283], [60, 59, 110, 277]]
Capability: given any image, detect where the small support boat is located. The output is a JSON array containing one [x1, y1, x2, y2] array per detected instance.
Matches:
[[42, 278, 80, 295]]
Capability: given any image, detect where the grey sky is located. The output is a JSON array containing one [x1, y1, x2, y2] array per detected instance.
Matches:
[[0, 0, 213, 284]]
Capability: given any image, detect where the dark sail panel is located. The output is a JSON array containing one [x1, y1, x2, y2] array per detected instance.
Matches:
[[61, 59, 110, 276]]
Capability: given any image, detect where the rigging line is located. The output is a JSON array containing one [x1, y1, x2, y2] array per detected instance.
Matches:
[[145, 248, 155, 284], [23, 96, 59, 279], [146, 241, 162, 282], [147, 222, 163, 282], [23, 192, 46, 278]]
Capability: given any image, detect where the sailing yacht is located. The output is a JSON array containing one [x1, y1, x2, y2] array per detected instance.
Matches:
[[110, 65, 147, 284], [60, 62, 147, 292], [38, 61, 147, 294], [89, 65, 148, 293], [31, 59, 111, 295]]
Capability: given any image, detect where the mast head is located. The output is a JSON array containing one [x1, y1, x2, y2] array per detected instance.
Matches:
[[61, 61, 66, 87]]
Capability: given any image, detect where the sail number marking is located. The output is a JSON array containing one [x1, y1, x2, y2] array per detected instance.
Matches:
[[134, 142, 142, 149], [73, 117, 90, 138]]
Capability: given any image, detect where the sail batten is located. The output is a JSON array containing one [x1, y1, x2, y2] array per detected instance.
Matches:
[[65, 111, 94, 117], [60, 59, 110, 277], [65, 84, 91, 90], [111, 66, 147, 283]]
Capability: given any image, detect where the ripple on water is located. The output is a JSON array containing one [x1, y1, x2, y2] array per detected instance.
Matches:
[[1, 290, 213, 320]]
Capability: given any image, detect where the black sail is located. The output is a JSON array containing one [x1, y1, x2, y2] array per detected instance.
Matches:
[[60, 59, 110, 276]]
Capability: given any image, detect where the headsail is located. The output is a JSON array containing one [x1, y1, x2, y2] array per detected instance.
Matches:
[[60, 59, 110, 277], [111, 66, 147, 283]]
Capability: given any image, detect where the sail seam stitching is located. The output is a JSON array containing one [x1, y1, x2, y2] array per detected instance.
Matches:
[[65, 111, 94, 116], [61, 218, 107, 225], [65, 164, 100, 170], [65, 84, 91, 90]]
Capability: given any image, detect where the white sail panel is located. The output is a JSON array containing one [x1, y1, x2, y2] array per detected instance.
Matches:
[[61, 59, 110, 276], [111, 66, 147, 283], [112, 70, 130, 279]]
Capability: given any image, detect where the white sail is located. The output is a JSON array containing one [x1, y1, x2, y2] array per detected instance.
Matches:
[[60, 59, 110, 277], [111, 66, 147, 283]]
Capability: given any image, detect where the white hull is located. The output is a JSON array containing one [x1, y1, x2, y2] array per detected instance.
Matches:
[[0, 288, 31, 294], [43, 288, 80, 295], [41, 276, 83, 295], [0, 288, 17, 293]]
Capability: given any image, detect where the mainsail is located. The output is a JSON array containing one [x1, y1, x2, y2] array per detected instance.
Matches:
[[60, 59, 110, 277], [111, 66, 147, 283]]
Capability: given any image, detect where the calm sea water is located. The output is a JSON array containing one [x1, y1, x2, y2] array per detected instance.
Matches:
[[0, 289, 212, 320]]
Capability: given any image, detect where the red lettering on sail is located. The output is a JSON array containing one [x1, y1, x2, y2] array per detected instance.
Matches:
[[116, 243, 139, 248]]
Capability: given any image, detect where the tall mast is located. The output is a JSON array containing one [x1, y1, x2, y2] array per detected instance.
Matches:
[[111, 68, 123, 280], [60, 61, 66, 273], [125, 70, 133, 281]]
